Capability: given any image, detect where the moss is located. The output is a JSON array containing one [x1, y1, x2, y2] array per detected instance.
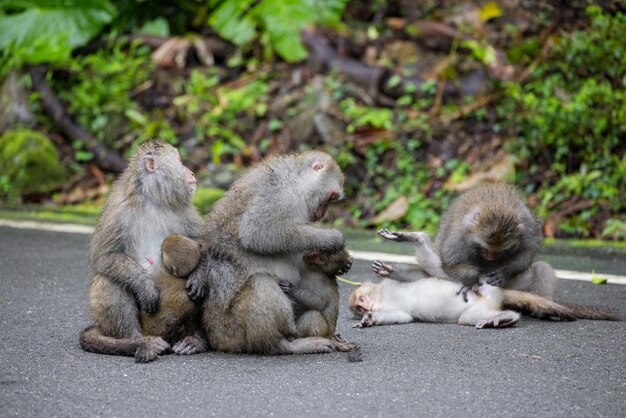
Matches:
[[0, 129, 67, 199], [192, 187, 225, 215]]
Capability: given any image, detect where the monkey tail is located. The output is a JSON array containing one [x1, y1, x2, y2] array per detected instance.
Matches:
[[501, 290, 622, 322], [79, 325, 141, 357], [559, 302, 622, 321]]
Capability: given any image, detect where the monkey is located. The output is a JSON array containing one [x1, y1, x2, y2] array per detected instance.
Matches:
[[279, 248, 353, 339], [184, 151, 356, 355], [139, 235, 207, 354], [348, 277, 621, 329], [79, 140, 206, 362], [363, 229, 620, 327], [432, 183, 555, 301]]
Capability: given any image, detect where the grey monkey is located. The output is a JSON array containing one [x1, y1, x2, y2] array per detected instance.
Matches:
[[185, 151, 356, 354], [80, 140, 206, 362]]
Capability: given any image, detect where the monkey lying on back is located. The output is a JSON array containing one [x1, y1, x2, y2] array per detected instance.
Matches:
[[80, 141, 206, 362], [353, 230, 620, 328]]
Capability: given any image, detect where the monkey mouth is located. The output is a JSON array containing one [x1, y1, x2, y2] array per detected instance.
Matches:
[[311, 192, 340, 222], [482, 249, 499, 261]]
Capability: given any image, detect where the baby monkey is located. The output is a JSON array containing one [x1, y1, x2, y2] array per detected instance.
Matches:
[[279, 248, 352, 339], [350, 229, 621, 328]]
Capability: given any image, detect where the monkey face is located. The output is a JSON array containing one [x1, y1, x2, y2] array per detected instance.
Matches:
[[306, 154, 344, 222]]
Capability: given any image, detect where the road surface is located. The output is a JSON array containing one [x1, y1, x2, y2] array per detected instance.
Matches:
[[1, 226, 624, 417]]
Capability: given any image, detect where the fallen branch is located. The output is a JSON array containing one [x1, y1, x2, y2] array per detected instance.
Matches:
[[29, 66, 127, 173], [302, 29, 481, 102]]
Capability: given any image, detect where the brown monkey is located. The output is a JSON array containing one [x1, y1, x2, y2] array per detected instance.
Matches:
[[80, 140, 206, 362], [433, 183, 555, 300], [280, 248, 352, 339], [185, 151, 355, 354], [139, 235, 206, 354]]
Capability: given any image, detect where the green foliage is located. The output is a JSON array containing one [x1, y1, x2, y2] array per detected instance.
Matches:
[[207, 0, 347, 62], [499, 7, 626, 237], [53, 41, 159, 156], [0, 0, 118, 66], [175, 69, 269, 162], [0, 129, 67, 200], [602, 219, 626, 241], [193, 187, 225, 215]]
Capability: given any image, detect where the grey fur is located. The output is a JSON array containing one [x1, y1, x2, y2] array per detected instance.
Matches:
[[433, 183, 552, 298], [187, 151, 354, 354], [80, 140, 204, 362]]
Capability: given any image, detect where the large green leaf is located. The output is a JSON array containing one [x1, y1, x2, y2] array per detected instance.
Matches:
[[0, 0, 118, 64], [207, 0, 347, 62]]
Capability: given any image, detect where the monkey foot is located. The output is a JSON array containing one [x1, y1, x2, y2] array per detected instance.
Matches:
[[475, 312, 520, 329], [378, 229, 430, 245], [134, 336, 170, 363], [173, 335, 208, 355], [371, 260, 394, 277]]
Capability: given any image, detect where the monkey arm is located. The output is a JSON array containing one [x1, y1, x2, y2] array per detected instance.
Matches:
[[282, 284, 328, 311], [92, 252, 159, 313], [442, 263, 481, 286], [357, 310, 414, 327], [486, 250, 536, 287], [240, 222, 344, 255]]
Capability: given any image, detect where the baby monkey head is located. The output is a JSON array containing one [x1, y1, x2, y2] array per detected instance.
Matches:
[[348, 284, 380, 317], [465, 206, 524, 261]]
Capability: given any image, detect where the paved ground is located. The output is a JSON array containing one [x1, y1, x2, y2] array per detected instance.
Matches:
[[1, 226, 625, 417]]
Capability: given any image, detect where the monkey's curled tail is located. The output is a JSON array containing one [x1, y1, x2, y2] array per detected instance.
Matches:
[[80, 325, 170, 362], [501, 290, 622, 321]]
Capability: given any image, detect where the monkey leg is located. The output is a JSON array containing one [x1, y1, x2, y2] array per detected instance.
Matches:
[[378, 229, 429, 244], [505, 261, 557, 300], [457, 304, 520, 329], [83, 274, 171, 362], [141, 273, 206, 354], [371, 260, 430, 281], [295, 310, 332, 339]]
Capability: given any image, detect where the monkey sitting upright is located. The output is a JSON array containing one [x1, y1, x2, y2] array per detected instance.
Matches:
[[434, 183, 556, 301], [80, 140, 207, 362], [185, 151, 356, 355]]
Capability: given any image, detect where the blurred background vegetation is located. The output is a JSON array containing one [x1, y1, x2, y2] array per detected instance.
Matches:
[[0, 0, 625, 240]]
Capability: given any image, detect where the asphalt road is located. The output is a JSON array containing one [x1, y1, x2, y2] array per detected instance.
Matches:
[[1, 226, 625, 417]]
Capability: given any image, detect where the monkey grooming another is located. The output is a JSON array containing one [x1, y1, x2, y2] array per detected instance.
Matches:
[[355, 230, 620, 328], [185, 151, 355, 354], [80, 140, 207, 362], [434, 183, 556, 301], [280, 248, 353, 339]]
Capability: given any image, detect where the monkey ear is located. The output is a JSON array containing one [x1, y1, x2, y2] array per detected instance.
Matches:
[[144, 155, 157, 172], [312, 161, 325, 172]]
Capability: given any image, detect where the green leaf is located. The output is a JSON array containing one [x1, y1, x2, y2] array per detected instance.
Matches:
[[138, 17, 170, 38], [0, 0, 118, 65]]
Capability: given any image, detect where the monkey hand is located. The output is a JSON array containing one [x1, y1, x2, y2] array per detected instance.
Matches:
[[186, 275, 208, 301], [335, 255, 352, 276], [371, 260, 394, 277], [279, 280, 295, 295], [485, 270, 505, 287], [456, 284, 481, 303], [134, 279, 160, 313], [353, 313, 375, 328]]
